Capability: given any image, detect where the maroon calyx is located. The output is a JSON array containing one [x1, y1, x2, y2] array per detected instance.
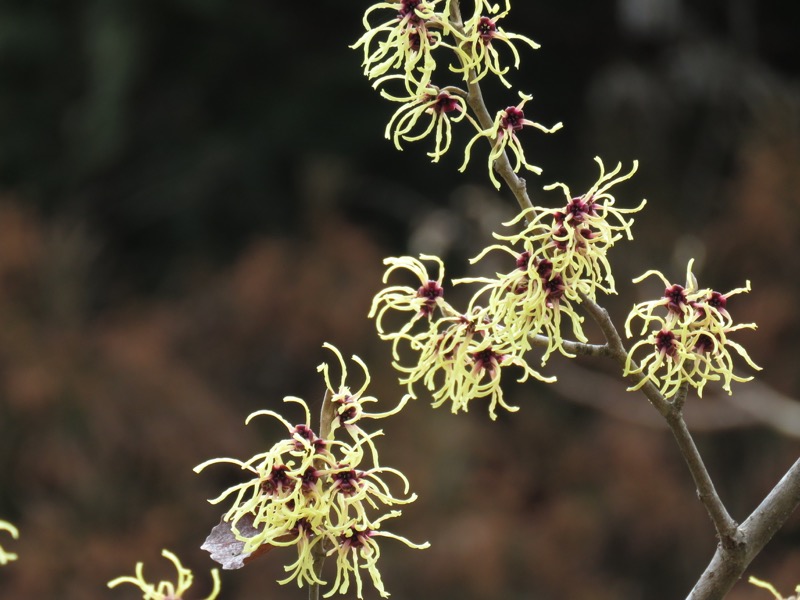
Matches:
[[693, 333, 715, 355], [706, 291, 727, 312], [501, 106, 525, 131], [655, 329, 678, 357], [563, 196, 594, 225], [332, 467, 363, 496], [432, 91, 461, 114], [300, 466, 320, 493], [476, 16, 497, 44], [398, 0, 424, 24], [664, 284, 687, 314], [471, 347, 504, 379], [516, 250, 532, 270], [340, 527, 373, 549], [417, 279, 444, 316], [544, 274, 565, 306], [261, 465, 295, 495]]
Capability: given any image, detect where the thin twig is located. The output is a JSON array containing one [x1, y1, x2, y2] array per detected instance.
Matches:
[[579, 294, 739, 544], [309, 388, 335, 600], [447, 0, 534, 213], [529, 334, 609, 358]]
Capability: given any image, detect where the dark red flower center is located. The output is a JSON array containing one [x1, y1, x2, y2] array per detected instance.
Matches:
[[300, 466, 320, 492], [501, 106, 525, 131], [544, 274, 565, 304], [707, 291, 727, 311], [664, 284, 687, 313], [516, 250, 532, 270], [341, 527, 372, 549], [332, 468, 362, 496], [432, 92, 460, 114], [472, 348, 503, 378], [261, 465, 294, 495], [655, 329, 677, 357], [292, 424, 319, 450], [477, 16, 497, 43], [694, 333, 715, 355], [417, 280, 444, 316], [535, 258, 554, 280], [399, 0, 423, 23], [565, 197, 592, 224]]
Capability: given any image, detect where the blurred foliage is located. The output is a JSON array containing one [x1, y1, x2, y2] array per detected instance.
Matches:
[[1, 0, 799, 598]]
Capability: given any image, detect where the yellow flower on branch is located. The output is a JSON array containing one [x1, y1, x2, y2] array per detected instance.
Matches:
[[196, 345, 426, 598], [459, 246, 589, 365], [108, 549, 221, 600], [460, 92, 562, 189], [323, 511, 429, 599], [392, 305, 555, 419], [624, 261, 761, 398], [195, 395, 337, 555], [0, 520, 19, 566], [318, 343, 411, 444], [379, 82, 478, 162], [495, 157, 646, 299], [369, 254, 458, 360], [352, 0, 445, 89], [451, 0, 540, 88]]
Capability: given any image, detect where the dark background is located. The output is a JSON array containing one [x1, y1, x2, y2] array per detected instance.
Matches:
[[1, 0, 800, 598]]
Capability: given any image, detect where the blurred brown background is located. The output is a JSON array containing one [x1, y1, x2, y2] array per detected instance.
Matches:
[[1, 0, 799, 598]]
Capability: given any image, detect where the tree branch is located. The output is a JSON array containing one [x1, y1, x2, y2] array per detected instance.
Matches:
[[309, 388, 335, 600], [579, 295, 738, 544], [447, 0, 534, 213], [688, 458, 800, 600]]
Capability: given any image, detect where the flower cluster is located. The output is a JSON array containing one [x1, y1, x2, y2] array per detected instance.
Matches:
[[624, 260, 761, 398], [369, 161, 645, 417], [460, 158, 645, 361], [351, 0, 445, 89], [369, 255, 554, 420], [196, 344, 425, 599], [352, 0, 560, 186], [750, 576, 800, 600], [0, 520, 18, 566], [108, 549, 220, 600]]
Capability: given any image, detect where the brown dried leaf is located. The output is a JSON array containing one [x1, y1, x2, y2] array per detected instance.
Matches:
[[200, 514, 274, 570]]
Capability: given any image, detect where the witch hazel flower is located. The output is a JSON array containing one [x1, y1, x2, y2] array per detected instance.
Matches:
[[496, 157, 646, 299], [323, 511, 429, 599], [317, 343, 411, 444], [460, 91, 563, 189], [369, 254, 458, 360], [0, 520, 18, 566], [624, 260, 761, 398], [378, 81, 478, 162], [196, 345, 426, 598], [322, 432, 419, 525], [108, 549, 221, 600], [194, 396, 336, 555], [393, 305, 554, 419], [450, 0, 541, 88], [352, 0, 445, 90], [460, 245, 588, 365]]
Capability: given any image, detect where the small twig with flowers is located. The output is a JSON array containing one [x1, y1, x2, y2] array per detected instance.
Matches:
[[191, 344, 424, 600], [351, 0, 800, 598]]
